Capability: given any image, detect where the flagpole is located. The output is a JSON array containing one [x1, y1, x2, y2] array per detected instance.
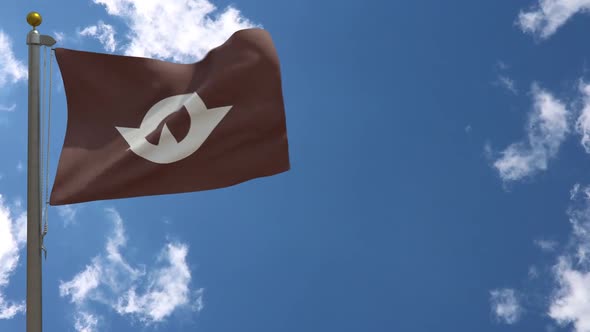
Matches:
[[26, 12, 55, 332]]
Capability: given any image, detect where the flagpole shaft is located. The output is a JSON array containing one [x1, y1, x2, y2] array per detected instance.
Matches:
[[25, 12, 54, 332], [26, 26, 43, 332]]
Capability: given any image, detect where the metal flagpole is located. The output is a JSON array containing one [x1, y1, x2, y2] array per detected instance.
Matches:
[[26, 12, 55, 332]]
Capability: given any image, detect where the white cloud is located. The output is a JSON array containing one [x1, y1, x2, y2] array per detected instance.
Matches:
[[565, 188, 590, 265], [570, 183, 590, 200], [57, 205, 78, 226], [114, 244, 202, 323], [60, 208, 202, 329], [60, 209, 143, 306], [91, 0, 256, 62], [546, 184, 590, 331], [493, 84, 569, 182], [549, 259, 590, 332], [490, 288, 522, 324], [16, 161, 23, 173], [518, 0, 590, 39], [490, 184, 590, 331], [0, 195, 26, 319], [574, 83, 590, 153], [101, 209, 144, 291], [0, 295, 24, 319], [60, 263, 101, 305], [535, 239, 559, 252], [74, 311, 99, 332], [79, 21, 117, 52], [0, 31, 26, 87]]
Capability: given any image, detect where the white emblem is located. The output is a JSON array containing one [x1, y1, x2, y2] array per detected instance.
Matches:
[[116, 92, 232, 164]]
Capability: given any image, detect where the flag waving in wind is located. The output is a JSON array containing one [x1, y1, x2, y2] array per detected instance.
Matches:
[[50, 28, 290, 205]]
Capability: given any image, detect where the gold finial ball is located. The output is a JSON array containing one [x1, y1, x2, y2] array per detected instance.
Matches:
[[26, 12, 42, 28]]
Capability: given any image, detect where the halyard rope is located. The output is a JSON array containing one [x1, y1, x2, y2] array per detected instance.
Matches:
[[40, 47, 54, 260]]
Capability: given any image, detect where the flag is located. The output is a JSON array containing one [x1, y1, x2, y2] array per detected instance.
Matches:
[[50, 28, 290, 205]]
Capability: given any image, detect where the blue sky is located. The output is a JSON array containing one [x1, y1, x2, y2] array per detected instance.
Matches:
[[5, 0, 590, 331]]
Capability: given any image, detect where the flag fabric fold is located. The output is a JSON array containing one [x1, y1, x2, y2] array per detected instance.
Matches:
[[50, 28, 290, 205]]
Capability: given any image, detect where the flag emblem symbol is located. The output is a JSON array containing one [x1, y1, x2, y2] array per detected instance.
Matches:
[[115, 92, 233, 164]]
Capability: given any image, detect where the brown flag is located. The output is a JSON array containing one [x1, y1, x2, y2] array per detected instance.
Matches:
[[50, 28, 290, 205]]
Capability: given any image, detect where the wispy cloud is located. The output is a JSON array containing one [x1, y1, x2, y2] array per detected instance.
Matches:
[[497, 61, 510, 70], [495, 75, 518, 94], [571, 183, 582, 199], [493, 61, 518, 94], [0, 195, 26, 319], [60, 263, 101, 305], [16, 161, 23, 173], [535, 239, 559, 252], [0, 104, 15, 112], [518, 0, 590, 39], [57, 205, 79, 226], [490, 288, 522, 324], [91, 0, 256, 62], [0, 31, 26, 87], [53, 31, 66, 44], [60, 208, 203, 330], [79, 21, 117, 52], [492, 84, 569, 182]]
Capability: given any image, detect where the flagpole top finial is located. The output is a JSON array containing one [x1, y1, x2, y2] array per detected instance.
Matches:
[[26, 12, 42, 28]]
